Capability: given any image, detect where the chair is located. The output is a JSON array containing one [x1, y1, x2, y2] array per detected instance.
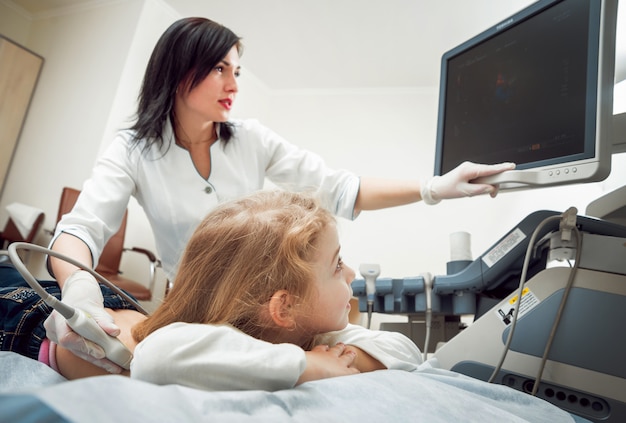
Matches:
[[54, 187, 160, 301], [0, 212, 45, 249], [0, 208, 44, 266]]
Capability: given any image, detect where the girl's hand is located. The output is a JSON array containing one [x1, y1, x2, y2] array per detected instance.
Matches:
[[297, 343, 360, 385], [343, 344, 386, 372]]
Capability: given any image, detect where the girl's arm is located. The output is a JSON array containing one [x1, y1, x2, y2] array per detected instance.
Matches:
[[130, 322, 357, 391], [342, 344, 387, 372], [317, 324, 423, 372]]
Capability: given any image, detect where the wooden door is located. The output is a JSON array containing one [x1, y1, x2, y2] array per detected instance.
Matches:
[[0, 35, 44, 199]]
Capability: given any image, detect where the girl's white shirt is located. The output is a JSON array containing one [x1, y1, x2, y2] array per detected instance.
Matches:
[[130, 323, 423, 391], [52, 119, 360, 280]]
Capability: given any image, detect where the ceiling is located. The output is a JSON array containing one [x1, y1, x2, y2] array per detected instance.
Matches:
[[6, 0, 626, 91]]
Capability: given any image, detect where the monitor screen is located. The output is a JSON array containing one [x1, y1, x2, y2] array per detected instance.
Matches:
[[434, 0, 618, 189]]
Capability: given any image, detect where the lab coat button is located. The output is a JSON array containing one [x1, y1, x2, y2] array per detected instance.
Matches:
[[205, 186, 213, 194]]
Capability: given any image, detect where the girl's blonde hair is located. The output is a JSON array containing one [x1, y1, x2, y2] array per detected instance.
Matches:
[[132, 190, 334, 345]]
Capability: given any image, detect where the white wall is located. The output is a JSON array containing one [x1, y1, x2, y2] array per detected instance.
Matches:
[[261, 87, 626, 279], [1, 0, 624, 310], [0, 1, 139, 278], [0, 0, 145, 232]]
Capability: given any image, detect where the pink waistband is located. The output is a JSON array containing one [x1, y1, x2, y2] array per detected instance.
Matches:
[[38, 338, 59, 372]]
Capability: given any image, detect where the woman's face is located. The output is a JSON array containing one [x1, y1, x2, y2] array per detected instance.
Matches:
[[300, 223, 356, 334], [177, 45, 240, 123]]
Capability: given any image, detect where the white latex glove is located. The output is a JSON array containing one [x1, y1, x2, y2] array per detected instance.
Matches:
[[43, 270, 123, 374], [421, 161, 516, 205]]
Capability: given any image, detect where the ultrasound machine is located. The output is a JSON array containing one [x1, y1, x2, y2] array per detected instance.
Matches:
[[352, 1, 626, 422]]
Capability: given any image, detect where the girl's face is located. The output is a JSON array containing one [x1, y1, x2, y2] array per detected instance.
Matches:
[[177, 45, 240, 123], [300, 223, 356, 334]]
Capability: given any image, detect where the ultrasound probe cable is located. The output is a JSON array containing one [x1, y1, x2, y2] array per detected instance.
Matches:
[[487, 207, 581, 390]]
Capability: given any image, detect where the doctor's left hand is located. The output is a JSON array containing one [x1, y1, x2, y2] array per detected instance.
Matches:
[[421, 161, 515, 204]]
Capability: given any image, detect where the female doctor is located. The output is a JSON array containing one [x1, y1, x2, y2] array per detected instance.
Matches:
[[47, 17, 515, 373]]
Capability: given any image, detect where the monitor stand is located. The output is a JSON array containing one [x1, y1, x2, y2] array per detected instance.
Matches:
[[586, 184, 626, 226], [613, 112, 626, 154]]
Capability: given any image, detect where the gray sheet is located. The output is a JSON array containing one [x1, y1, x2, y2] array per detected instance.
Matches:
[[0, 352, 587, 422]]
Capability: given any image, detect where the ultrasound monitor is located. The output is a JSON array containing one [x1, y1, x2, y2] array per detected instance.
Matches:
[[434, 0, 618, 189]]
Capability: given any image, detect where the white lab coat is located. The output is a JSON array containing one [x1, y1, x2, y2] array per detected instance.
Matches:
[[52, 119, 360, 280], [130, 323, 422, 391]]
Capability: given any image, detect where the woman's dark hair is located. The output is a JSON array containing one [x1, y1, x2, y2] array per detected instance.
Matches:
[[128, 17, 242, 150]]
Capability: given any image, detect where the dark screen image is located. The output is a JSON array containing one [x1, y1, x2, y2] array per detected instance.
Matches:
[[440, 0, 592, 174]]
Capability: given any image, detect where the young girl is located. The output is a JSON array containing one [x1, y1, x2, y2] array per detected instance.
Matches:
[[129, 190, 422, 391], [1, 191, 421, 388]]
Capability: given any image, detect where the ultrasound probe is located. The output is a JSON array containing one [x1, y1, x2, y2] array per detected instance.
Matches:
[[359, 263, 380, 329], [7, 242, 149, 370]]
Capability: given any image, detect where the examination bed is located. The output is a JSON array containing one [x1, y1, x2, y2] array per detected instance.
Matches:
[[0, 351, 586, 422]]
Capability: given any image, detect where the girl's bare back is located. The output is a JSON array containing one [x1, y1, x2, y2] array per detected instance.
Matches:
[[55, 308, 146, 379]]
